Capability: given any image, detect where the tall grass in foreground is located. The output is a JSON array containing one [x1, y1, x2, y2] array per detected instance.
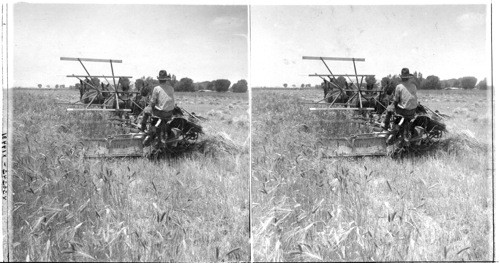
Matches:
[[251, 91, 492, 261], [12, 90, 249, 261]]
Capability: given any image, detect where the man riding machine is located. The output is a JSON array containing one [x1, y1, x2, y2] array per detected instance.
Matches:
[[382, 68, 420, 147], [140, 70, 179, 147]]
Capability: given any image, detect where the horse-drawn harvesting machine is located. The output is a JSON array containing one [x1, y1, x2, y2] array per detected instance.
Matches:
[[59, 57, 204, 158], [302, 56, 447, 158]]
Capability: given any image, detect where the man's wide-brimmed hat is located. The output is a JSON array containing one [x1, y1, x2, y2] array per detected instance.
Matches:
[[400, 68, 414, 79], [157, 70, 171, 80]]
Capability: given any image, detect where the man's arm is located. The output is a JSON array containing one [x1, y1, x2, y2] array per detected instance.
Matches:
[[392, 86, 401, 106], [149, 87, 157, 109]]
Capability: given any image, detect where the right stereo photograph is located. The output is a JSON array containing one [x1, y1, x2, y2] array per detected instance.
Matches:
[[250, 4, 493, 262]]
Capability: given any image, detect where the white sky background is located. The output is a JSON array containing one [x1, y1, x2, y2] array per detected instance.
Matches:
[[251, 5, 491, 87], [13, 4, 248, 87]]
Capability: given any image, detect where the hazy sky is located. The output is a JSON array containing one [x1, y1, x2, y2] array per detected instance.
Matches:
[[13, 4, 248, 87], [251, 5, 491, 87]]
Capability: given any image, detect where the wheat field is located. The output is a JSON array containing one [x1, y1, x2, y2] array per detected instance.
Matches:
[[11, 88, 250, 262], [251, 88, 493, 261], [8, 87, 494, 262]]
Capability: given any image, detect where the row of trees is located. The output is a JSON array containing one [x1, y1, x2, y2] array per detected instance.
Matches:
[[314, 72, 489, 92], [283, 83, 312, 88], [379, 71, 488, 91], [38, 84, 66, 89], [440, 77, 488, 90], [72, 74, 247, 93], [138, 76, 247, 93]]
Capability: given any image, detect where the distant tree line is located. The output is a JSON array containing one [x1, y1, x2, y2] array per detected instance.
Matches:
[[73, 75, 247, 93], [37, 84, 67, 89], [440, 77, 488, 90], [302, 71, 489, 92], [380, 72, 488, 91], [134, 75, 247, 93], [282, 83, 312, 88]]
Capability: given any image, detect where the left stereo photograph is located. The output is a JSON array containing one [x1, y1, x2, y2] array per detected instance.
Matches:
[[4, 3, 250, 262]]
